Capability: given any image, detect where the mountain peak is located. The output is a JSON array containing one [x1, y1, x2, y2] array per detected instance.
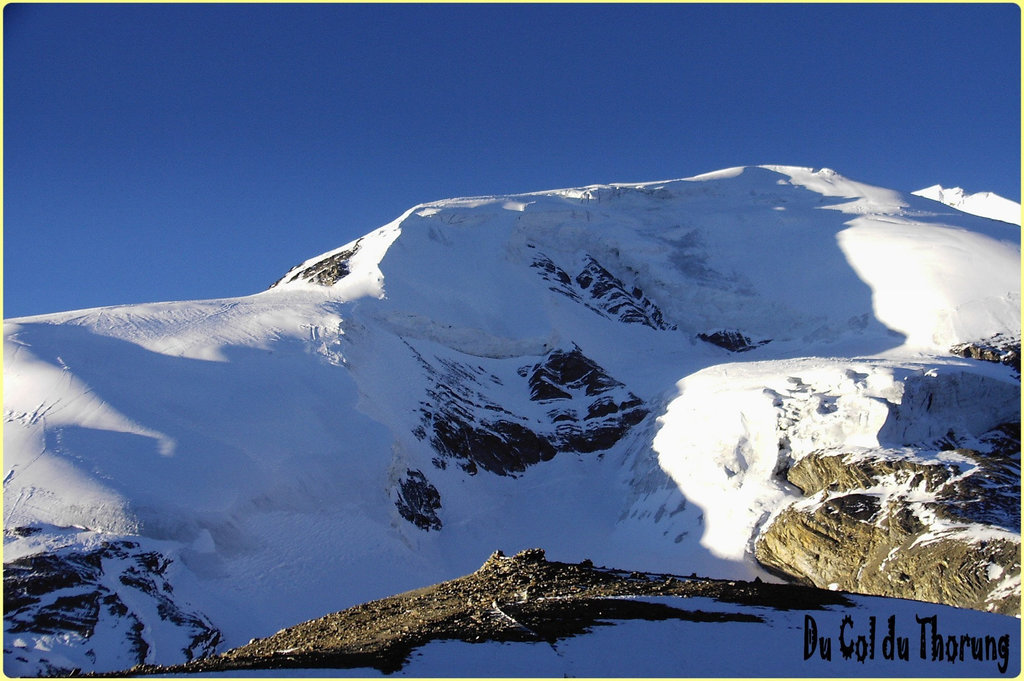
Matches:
[[268, 165, 1016, 349], [913, 183, 1021, 225]]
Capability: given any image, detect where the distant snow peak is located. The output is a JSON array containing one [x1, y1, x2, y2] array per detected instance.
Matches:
[[913, 184, 1021, 225]]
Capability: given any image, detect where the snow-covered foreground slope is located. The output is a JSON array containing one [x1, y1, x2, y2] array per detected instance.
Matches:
[[379, 594, 1022, 678], [127, 550, 1022, 678], [396, 596, 1020, 679], [4, 165, 1020, 676]]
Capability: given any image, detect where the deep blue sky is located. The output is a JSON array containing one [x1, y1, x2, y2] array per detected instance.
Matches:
[[4, 3, 1020, 318]]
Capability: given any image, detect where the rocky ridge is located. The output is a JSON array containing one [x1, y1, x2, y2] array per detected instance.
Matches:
[[101, 549, 852, 677], [274, 239, 364, 288], [4, 535, 221, 676]]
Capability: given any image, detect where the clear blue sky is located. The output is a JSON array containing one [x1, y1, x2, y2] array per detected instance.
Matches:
[[4, 2, 1020, 318]]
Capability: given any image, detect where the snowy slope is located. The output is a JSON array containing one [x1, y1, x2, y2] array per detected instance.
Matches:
[[913, 184, 1021, 225], [4, 165, 1020, 676], [386, 593, 1021, 678]]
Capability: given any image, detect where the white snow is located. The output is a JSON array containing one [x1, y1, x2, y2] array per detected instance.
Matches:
[[913, 184, 1022, 225], [769, 165, 909, 214], [837, 216, 1020, 346]]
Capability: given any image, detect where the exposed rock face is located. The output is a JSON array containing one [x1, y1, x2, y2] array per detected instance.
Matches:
[[531, 253, 675, 330], [698, 329, 771, 352], [394, 470, 443, 531], [276, 240, 363, 287], [392, 343, 649, 530], [3, 538, 221, 675], [414, 345, 648, 478], [521, 346, 648, 453], [755, 428, 1021, 615], [951, 333, 1020, 373]]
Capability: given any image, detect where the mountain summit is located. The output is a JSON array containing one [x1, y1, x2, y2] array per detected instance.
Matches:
[[912, 183, 1021, 225], [4, 165, 1020, 675]]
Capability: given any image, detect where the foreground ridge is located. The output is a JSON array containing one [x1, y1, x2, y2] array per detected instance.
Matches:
[[99, 549, 852, 676]]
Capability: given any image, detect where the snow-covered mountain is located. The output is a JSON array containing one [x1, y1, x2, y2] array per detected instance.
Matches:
[[913, 184, 1021, 225], [4, 165, 1020, 676]]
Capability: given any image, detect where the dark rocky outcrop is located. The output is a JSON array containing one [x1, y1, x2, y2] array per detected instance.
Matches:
[[394, 469, 443, 531], [428, 416, 558, 476], [414, 345, 648, 479], [698, 329, 771, 352], [525, 346, 623, 400], [105, 548, 852, 676], [531, 254, 675, 330], [275, 240, 363, 287], [756, 428, 1021, 615], [951, 333, 1020, 373], [4, 539, 221, 676]]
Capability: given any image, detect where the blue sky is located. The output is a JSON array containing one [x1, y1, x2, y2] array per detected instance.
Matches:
[[4, 2, 1020, 318]]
